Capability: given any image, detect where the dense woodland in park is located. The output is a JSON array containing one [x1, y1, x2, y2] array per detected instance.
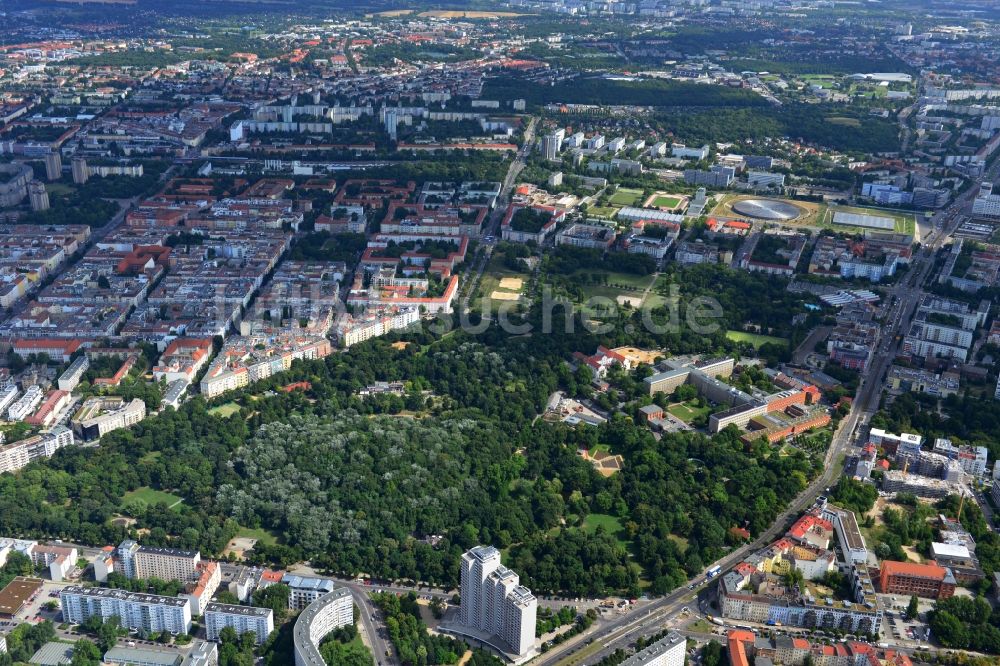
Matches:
[[0, 265, 820, 596], [482, 75, 768, 109], [871, 392, 1000, 462]]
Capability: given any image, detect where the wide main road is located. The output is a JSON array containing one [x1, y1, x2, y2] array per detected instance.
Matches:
[[459, 116, 538, 310]]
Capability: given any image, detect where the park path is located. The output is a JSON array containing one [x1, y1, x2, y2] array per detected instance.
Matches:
[[637, 272, 661, 309]]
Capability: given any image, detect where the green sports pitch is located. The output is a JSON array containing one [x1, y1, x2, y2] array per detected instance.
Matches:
[[651, 195, 683, 208]]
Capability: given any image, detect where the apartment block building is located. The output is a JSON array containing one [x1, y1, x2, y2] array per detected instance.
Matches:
[[933, 438, 988, 476], [0, 426, 74, 475], [57, 356, 89, 392], [554, 223, 616, 250], [205, 603, 274, 644], [292, 587, 354, 666], [8, 385, 43, 422], [116, 541, 201, 582], [60, 586, 192, 635], [182, 562, 221, 617], [457, 546, 537, 658]]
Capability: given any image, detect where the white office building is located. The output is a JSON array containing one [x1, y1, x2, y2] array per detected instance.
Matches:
[[747, 171, 785, 189], [458, 546, 537, 658], [60, 586, 192, 635], [283, 573, 337, 611], [972, 182, 1000, 219], [619, 632, 686, 666], [205, 603, 274, 644]]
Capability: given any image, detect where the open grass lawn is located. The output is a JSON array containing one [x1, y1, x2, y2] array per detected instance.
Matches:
[[668, 400, 712, 424], [121, 486, 183, 510], [581, 513, 630, 549], [235, 526, 280, 546], [587, 205, 618, 219], [726, 330, 789, 348], [651, 195, 683, 208], [689, 619, 714, 634], [608, 188, 644, 207], [46, 183, 75, 197], [208, 402, 241, 418], [582, 513, 624, 535], [573, 270, 656, 289]]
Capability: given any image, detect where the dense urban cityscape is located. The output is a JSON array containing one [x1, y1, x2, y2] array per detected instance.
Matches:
[[0, 0, 998, 665]]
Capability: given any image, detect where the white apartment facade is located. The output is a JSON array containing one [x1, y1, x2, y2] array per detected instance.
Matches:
[[0, 426, 74, 475], [458, 546, 537, 658], [8, 385, 43, 421], [619, 632, 686, 666], [292, 587, 354, 666], [116, 540, 201, 582], [135, 546, 201, 582], [60, 586, 192, 635], [205, 603, 274, 644]]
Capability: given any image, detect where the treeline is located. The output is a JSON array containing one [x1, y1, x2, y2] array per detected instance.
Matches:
[[0, 622, 59, 666], [871, 392, 1000, 462], [651, 104, 900, 154], [483, 74, 768, 109], [22, 193, 119, 227], [544, 245, 657, 276]]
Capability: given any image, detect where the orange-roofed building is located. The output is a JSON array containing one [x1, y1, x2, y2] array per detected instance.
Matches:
[[12, 338, 83, 362], [788, 513, 834, 549], [116, 245, 171, 275], [257, 569, 283, 589], [153, 338, 213, 384], [727, 630, 754, 666], [879, 560, 956, 599]]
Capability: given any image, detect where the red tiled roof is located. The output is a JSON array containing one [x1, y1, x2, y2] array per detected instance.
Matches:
[[881, 560, 947, 580]]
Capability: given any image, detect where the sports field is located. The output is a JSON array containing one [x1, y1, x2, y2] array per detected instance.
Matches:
[[653, 195, 682, 207], [823, 204, 916, 235], [608, 187, 645, 207]]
